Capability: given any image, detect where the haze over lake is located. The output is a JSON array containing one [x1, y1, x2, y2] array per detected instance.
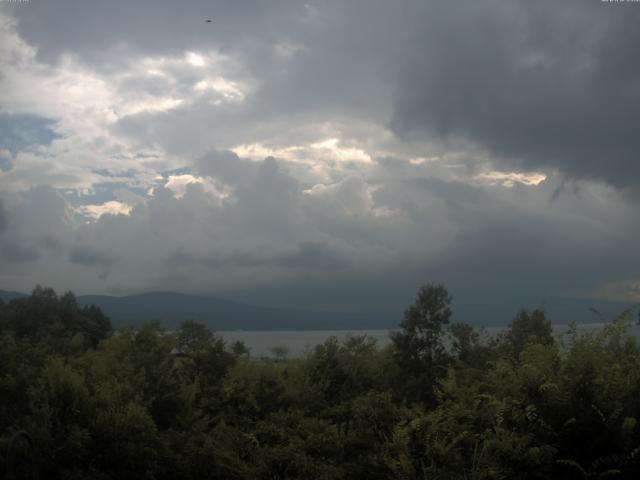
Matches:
[[220, 322, 640, 357]]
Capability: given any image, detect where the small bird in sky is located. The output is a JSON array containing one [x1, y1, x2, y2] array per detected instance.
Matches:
[[205, 19, 213, 23]]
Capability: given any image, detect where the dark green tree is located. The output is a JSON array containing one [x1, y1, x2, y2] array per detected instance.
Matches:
[[0, 286, 111, 351], [391, 284, 452, 405], [503, 308, 554, 357]]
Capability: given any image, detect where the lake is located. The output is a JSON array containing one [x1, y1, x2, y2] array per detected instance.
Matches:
[[219, 322, 640, 357], [219, 329, 394, 357]]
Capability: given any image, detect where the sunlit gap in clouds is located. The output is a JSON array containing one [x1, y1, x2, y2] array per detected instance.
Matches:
[[476, 170, 547, 188]]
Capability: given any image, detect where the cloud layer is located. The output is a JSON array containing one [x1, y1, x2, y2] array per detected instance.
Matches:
[[1, 1, 639, 322]]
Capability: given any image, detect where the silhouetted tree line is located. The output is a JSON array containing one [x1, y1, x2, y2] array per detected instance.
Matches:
[[1, 284, 639, 479]]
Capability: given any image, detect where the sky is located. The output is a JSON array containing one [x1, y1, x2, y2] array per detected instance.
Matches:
[[0, 0, 639, 323]]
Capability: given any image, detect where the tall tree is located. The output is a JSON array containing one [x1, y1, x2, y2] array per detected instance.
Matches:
[[391, 284, 452, 405], [504, 309, 553, 357]]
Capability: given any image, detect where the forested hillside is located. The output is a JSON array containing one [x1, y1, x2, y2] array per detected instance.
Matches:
[[1, 285, 640, 479]]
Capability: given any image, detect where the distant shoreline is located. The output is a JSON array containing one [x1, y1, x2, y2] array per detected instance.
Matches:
[[218, 322, 640, 357]]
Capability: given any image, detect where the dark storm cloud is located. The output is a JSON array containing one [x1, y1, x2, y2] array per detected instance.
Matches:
[[1, 241, 39, 263], [8, 0, 304, 67], [409, 177, 491, 210], [391, 0, 640, 188], [195, 150, 260, 186], [275, 242, 349, 271], [429, 201, 640, 306], [0, 199, 7, 233], [166, 242, 347, 271], [69, 245, 115, 268], [165, 250, 265, 269]]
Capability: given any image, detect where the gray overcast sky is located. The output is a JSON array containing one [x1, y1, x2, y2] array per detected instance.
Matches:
[[0, 0, 639, 323]]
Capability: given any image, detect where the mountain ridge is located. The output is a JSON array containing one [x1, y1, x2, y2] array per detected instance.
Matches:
[[1, 289, 635, 331], [0, 289, 388, 331]]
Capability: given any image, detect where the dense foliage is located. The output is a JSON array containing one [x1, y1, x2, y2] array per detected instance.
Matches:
[[1, 285, 640, 479]]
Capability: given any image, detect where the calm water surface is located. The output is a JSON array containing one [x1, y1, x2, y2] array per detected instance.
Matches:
[[219, 323, 640, 357]]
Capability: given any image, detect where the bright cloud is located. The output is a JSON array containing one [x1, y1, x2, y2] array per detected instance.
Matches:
[[232, 137, 371, 166], [476, 170, 547, 188], [194, 77, 245, 101], [186, 51, 206, 67], [164, 174, 232, 202], [77, 201, 133, 219]]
